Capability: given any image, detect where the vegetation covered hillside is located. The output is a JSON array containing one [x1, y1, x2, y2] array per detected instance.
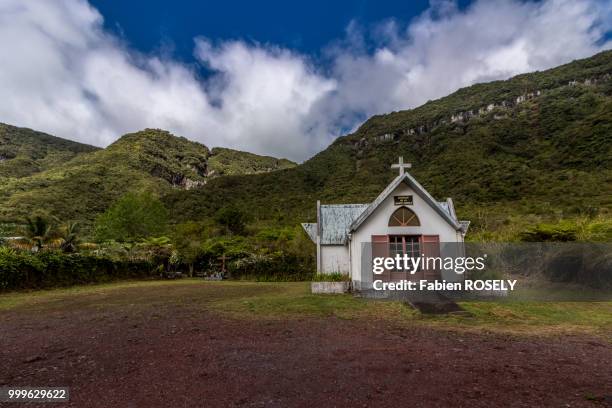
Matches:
[[0, 123, 98, 178], [208, 147, 296, 176], [165, 50, 612, 240], [0, 129, 295, 227], [1, 51, 611, 241]]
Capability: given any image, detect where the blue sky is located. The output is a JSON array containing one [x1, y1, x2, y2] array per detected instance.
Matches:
[[91, 0, 456, 61], [0, 0, 610, 161]]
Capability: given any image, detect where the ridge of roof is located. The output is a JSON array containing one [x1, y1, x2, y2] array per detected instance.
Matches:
[[321, 203, 368, 208]]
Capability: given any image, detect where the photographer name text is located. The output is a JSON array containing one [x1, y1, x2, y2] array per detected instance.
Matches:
[[372, 279, 517, 291]]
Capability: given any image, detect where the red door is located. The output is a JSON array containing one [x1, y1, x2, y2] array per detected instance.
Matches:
[[372, 235, 389, 282], [393, 235, 422, 281], [420, 235, 440, 280]]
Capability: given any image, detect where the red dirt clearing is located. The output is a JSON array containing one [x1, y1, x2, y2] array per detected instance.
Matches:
[[1, 284, 611, 407]]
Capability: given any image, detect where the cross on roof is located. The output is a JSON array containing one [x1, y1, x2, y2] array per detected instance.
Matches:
[[391, 156, 412, 176]]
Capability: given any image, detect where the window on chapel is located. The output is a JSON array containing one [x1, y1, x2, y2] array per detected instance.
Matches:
[[388, 206, 420, 227]]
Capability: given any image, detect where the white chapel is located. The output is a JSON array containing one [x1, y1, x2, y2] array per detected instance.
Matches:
[[302, 157, 470, 289]]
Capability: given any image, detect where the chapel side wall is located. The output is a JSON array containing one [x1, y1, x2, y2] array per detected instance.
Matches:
[[350, 183, 461, 284], [320, 245, 350, 274]]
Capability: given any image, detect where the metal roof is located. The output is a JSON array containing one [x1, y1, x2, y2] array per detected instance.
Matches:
[[320, 204, 368, 245]]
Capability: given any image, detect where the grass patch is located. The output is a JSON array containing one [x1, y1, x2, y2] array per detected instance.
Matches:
[[424, 301, 612, 337], [209, 282, 406, 319], [208, 282, 418, 320], [0, 279, 197, 311]]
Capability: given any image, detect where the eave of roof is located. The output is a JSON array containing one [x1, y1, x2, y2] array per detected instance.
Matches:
[[301, 223, 317, 243], [459, 220, 471, 234]]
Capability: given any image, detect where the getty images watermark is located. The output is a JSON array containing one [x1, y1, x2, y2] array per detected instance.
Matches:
[[359, 242, 611, 300], [371, 253, 517, 292]]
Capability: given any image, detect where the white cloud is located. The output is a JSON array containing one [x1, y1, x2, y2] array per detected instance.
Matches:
[[0, 0, 610, 161], [192, 40, 336, 157]]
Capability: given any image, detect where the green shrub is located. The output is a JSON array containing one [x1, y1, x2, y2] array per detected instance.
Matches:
[[215, 206, 248, 235], [95, 192, 168, 242], [0, 248, 154, 291], [195, 229, 316, 281], [543, 245, 612, 288], [0, 247, 44, 290], [229, 252, 314, 282], [520, 221, 578, 241], [312, 273, 350, 282], [520, 217, 612, 242]]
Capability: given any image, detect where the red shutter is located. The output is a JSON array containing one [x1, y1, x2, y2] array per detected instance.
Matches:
[[372, 235, 389, 257], [372, 235, 389, 281], [421, 235, 440, 279]]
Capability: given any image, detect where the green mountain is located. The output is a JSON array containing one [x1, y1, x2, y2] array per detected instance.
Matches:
[[164, 50, 612, 238], [208, 147, 295, 177], [1, 51, 611, 240], [0, 128, 296, 225], [0, 123, 98, 178]]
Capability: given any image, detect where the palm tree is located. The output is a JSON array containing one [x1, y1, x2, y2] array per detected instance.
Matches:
[[20, 216, 55, 251], [133, 236, 173, 271], [58, 222, 80, 253]]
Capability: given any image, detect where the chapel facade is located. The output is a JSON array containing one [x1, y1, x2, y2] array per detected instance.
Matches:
[[302, 158, 470, 290]]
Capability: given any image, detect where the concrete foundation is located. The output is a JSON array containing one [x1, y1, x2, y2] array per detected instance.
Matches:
[[311, 282, 350, 294]]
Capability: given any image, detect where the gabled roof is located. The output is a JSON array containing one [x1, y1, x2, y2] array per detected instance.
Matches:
[[349, 172, 462, 232], [320, 204, 368, 245]]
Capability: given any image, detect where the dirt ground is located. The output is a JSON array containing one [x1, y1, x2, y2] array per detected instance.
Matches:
[[0, 281, 610, 407]]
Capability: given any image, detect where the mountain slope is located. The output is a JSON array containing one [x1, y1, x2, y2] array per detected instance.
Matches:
[[2, 51, 610, 238], [208, 147, 295, 177], [0, 129, 296, 224], [163, 50, 612, 234], [0, 123, 99, 178]]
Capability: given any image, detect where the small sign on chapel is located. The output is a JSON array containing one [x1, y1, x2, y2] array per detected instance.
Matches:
[[394, 195, 413, 205]]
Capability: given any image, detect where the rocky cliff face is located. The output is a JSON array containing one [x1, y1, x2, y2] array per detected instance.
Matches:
[[104, 129, 297, 190], [363, 73, 611, 149]]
